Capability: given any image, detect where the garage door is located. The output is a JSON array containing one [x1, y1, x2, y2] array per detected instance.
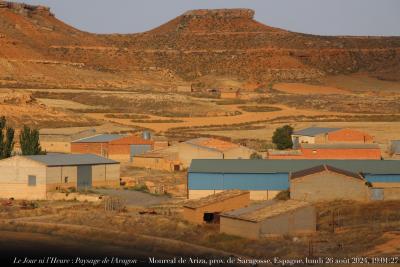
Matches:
[[77, 165, 92, 190]]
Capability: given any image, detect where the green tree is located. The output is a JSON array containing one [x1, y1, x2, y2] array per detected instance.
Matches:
[[272, 125, 294, 150], [19, 125, 44, 155], [250, 152, 263, 159], [0, 116, 15, 159]]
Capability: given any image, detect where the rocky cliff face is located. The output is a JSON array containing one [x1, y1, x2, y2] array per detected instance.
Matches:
[[0, 3, 399, 89]]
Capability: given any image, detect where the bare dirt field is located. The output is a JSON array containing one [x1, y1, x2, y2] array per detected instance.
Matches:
[[274, 83, 350, 95]]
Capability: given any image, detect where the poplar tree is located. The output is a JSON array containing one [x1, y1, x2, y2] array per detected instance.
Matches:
[[19, 125, 44, 155], [0, 116, 15, 159]]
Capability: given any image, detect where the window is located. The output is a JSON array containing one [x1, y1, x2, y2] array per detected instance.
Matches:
[[64, 176, 69, 184], [28, 175, 36, 187]]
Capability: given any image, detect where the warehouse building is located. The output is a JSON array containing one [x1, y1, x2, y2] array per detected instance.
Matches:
[[40, 128, 96, 153], [292, 127, 374, 149], [133, 146, 181, 172], [220, 200, 316, 239], [178, 137, 255, 168], [268, 143, 382, 160], [290, 165, 370, 202], [183, 190, 250, 224], [0, 154, 120, 200], [188, 159, 400, 200], [72, 134, 153, 162]]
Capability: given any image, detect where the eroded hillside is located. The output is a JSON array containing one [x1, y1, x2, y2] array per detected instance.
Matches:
[[0, 2, 399, 89]]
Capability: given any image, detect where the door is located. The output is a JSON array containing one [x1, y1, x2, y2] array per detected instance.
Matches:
[[77, 165, 92, 190], [371, 188, 384, 200]]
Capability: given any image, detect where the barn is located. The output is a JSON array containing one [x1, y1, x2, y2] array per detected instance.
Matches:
[[188, 159, 400, 200], [178, 138, 255, 168], [291, 127, 374, 149], [182, 190, 250, 224], [71, 134, 153, 162], [269, 143, 382, 160], [40, 128, 96, 153], [220, 200, 316, 239], [0, 154, 120, 200], [290, 164, 370, 202]]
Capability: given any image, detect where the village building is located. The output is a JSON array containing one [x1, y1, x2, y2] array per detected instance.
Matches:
[[133, 137, 255, 171], [292, 127, 374, 149], [188, 159, 400, 201], [182, 190, 250, 224], [132, 146, 182, 172], [177, 138, 255, 168], [39, 128, 96, 153], [0, 154, 120, 200], [290, 164, 370, 202], [71, 134, 153, 162], [268, 143, 382, 160], [390, 140, 400, 159], [220, 200, 316, 239]]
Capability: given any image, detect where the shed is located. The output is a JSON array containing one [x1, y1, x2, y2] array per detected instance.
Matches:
[[390, 140, 400, 158], [220, 200, 316, 239], [0, 154, 120, 200], [183, 190, 250, 224], [132, 146, 181, 172], [290, 164, 370, 202], [40, 128, 96, 153], [292, 127, 340, 148], [72, 134, 153, 162], [178, 138, 254, 168], [188, 159, 400, 200], [292, 127, 374, 148]]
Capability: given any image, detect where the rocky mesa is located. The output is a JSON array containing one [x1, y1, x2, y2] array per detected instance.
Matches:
[[0, 1, 399, 89]]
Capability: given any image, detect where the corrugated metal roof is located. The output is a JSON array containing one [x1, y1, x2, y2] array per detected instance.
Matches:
[[72, 134, 123, 143], [221, 200, 311, 222], [391, 140, 400, 154], [183, 190, 249, 209], [293, 127, 340, 137], [189, 159, 400, 175], [301, 143, 380, 149], [290, 164, 364, 180], [25, 154, 119, 166]]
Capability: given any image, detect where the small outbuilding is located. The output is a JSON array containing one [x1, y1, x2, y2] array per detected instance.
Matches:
[[39, 128, 96, 153], [290, 164, 370, 202], [71, 134, 153, 162], [291, 127, 374, 149], [178, 137, 255, 168], [183, 190, 250, 224], [0, 154, 120, 200], [220, 200, 316, 239]]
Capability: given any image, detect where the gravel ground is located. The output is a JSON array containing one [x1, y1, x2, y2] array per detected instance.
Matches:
[[94, 189, 171, 207]]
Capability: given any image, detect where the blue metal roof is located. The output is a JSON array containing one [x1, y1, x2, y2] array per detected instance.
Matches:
[[293, 127, 340, 137], [72, 134, 123, 143]]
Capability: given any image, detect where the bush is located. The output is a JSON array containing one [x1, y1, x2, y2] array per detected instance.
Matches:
[[274, 190, 290, 200], [250, 152, 263, 159], [272, 125, 293, 150]]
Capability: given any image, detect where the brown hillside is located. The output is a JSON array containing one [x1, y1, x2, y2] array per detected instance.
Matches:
[[0, 2, 399, 89]]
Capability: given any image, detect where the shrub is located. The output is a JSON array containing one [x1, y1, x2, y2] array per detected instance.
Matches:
[[272, 125, 293, 150], [274, 190, 290, 200], [250, 152, 263, 159]]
